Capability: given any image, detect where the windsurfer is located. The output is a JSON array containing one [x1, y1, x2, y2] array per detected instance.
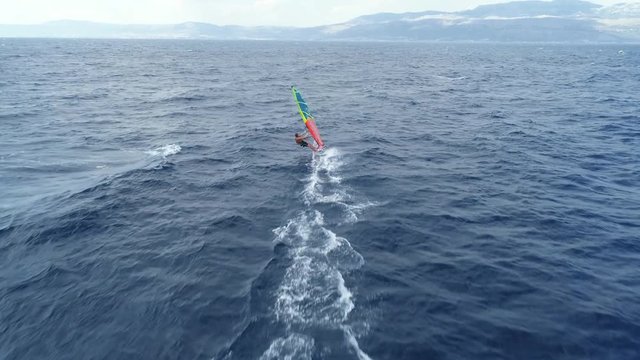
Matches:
[[295, 132, 318, 151]]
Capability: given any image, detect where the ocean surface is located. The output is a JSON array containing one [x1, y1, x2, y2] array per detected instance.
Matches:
[[1, 39, 639, 360]]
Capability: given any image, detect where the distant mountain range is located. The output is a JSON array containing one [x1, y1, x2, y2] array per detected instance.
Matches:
[[1, 0, 639, 42]]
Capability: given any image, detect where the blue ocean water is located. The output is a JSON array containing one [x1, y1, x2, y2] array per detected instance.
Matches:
[[1, 39, 639, 360]]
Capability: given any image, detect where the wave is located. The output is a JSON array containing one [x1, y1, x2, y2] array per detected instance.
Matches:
[[145, 144, 182, 158], [3, 143, 183, 227]]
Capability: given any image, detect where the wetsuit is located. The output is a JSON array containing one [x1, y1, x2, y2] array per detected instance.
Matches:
[[296, 137, 308, 147]]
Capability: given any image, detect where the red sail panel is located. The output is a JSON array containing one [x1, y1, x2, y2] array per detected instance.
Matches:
[[305, 118, 324, 149]]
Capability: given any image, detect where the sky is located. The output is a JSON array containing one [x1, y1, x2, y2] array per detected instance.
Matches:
[[0, 0, 629, 27]]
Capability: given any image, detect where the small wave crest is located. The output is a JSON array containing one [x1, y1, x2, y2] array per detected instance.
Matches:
[[145, 144, 182, 157]]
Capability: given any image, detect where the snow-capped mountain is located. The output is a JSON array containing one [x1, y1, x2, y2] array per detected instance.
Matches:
[[1, 0, 639, 42], [597, 2, 640, 18]]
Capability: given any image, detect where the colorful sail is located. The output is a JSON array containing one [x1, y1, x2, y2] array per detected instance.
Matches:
[[292, 86, 324, 150]]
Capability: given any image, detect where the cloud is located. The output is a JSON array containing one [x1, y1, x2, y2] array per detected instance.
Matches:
[[254, 0, 279, 8]]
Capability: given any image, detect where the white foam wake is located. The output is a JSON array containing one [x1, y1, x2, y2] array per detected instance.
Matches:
[[273, 210, 363, 326], [344, 326, 373, 360], [303, 148, 376, 223], [263, 148, 373, 360], [259, 334, 314, 360]]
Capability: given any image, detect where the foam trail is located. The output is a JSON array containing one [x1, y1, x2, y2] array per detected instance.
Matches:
[[263, 148, 374, 359], [344, 326, 373, 360], [304, 148, 376, 223], [259, 334, 314, 360], [303, 148, 345, 205]]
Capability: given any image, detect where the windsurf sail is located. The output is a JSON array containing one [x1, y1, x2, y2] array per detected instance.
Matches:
[[292, 86, 324, 150]]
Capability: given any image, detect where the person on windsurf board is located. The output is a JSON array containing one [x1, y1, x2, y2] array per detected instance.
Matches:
[[291, 86, 325, 152]]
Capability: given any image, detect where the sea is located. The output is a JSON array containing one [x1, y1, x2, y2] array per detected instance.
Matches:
[[1, 39, 639, 360]]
